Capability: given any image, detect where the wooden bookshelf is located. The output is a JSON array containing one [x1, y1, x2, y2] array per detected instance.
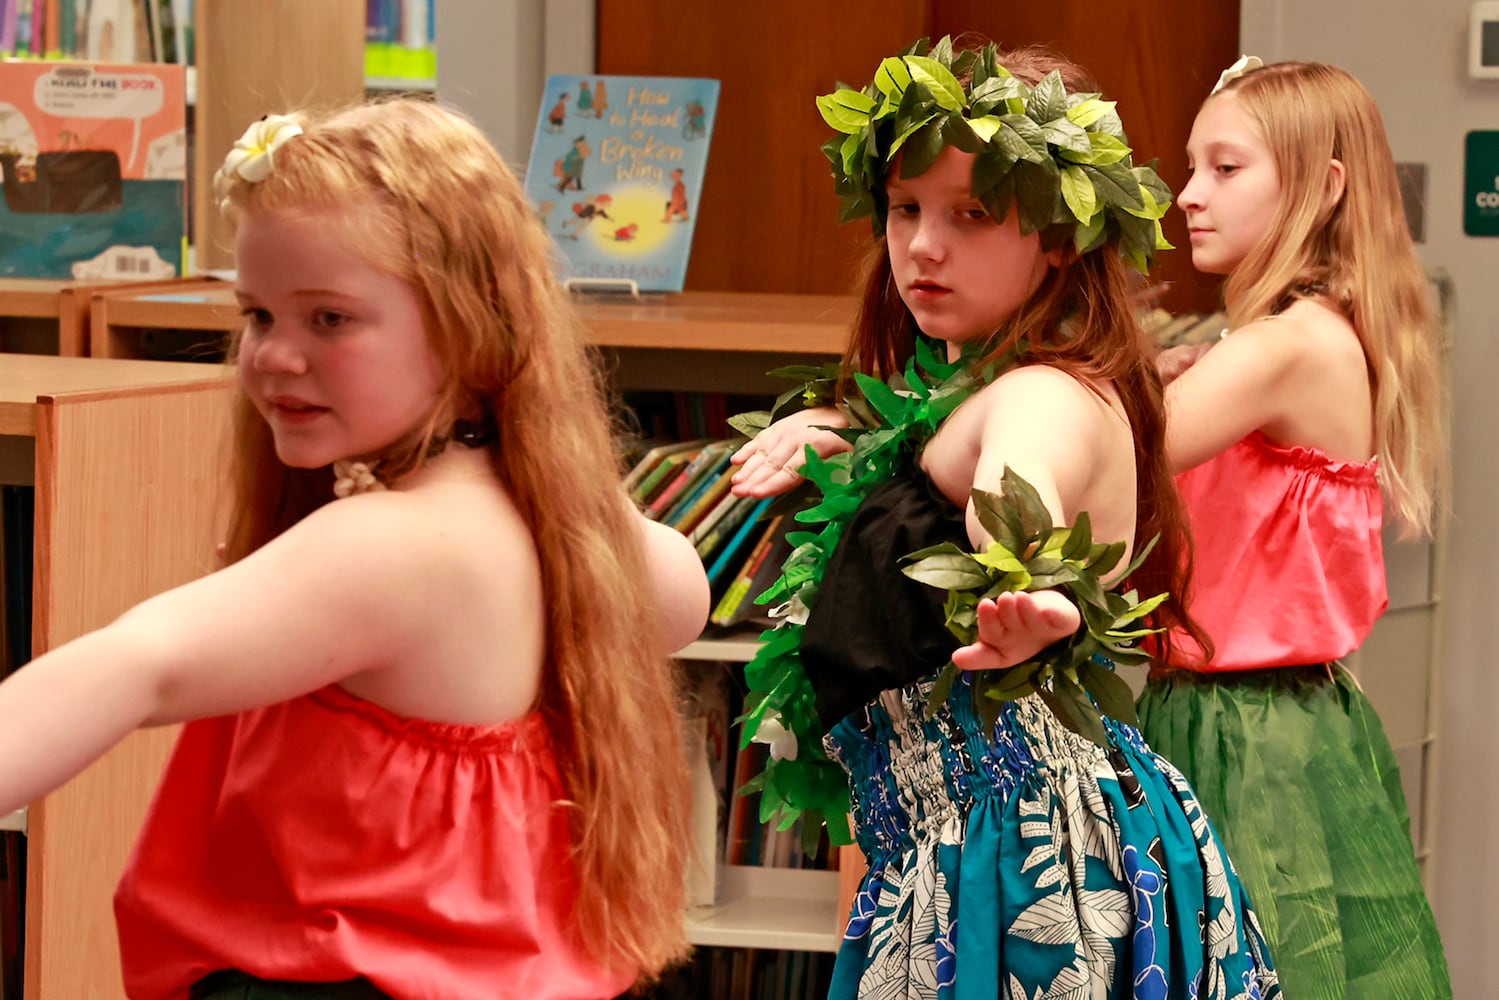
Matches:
[[2, 356, 234, 1000], [89, 286, 855, 361]]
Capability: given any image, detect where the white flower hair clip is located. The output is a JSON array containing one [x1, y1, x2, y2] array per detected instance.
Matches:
[[1212, 55, 1264, 95], [213, 113, 304, 210]]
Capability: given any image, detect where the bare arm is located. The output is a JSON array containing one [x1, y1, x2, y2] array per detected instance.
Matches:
[[940, 367, 1122, 670], [636, 513, 711, 654], [1165, 318, 1305, 473], [0, 494, 479, 815]]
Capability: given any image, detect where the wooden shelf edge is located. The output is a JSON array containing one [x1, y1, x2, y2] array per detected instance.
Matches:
[[674, 630, 765, 662], [1, 807, 25, 833]]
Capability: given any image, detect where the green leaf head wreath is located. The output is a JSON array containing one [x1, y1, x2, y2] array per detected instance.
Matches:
[[817, 36, 1174, 274]]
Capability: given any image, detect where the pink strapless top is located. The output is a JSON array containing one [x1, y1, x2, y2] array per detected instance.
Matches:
[[1167, 430, 1387, 671], [114, 685, 633, 1000]]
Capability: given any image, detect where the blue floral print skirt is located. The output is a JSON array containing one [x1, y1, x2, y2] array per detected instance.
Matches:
[[824, 675, 1281, 999]]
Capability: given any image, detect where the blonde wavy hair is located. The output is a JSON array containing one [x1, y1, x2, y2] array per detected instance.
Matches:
[[216, 99, 690, 980], [1214, 62, 1447, 534]]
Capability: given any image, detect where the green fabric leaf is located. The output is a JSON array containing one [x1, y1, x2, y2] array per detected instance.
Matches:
[[1042, 117, 1091, 155], [1080, 660, 1140, 727], [1025, 70, 1067, 123], [966, 114, 1005, 142], [1073, 211, 1107, 254], [1060, 132, 1131, 166], [873, 56, 912, 99], [901, 553, 991, 590], [816, 89, 877, 133], [999, 466, 1054, 544], [727, 411, 771, 438], [924, 661, 962, 719], [853, 372, 910, 425], [888, 112, 939, 161], [940, 112, 983, 154], [1013, 159, 1061, 235], [996, 114, 1049, 163], [1087, 539, 1126, 578], [899, 120, 946, 178], [1080, 160, 1145, 211], [905, 55, 966, 111], [1060, 164, 1099, 224], [1065, 97, 1117, 128], [969, 74, 1027, 116]]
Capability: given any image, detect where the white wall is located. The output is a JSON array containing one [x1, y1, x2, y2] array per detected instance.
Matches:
[[435, 0, 595, 173], [1243, 3, 1499, 996]]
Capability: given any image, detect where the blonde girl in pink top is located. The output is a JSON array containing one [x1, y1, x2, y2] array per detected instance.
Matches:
[[1137, 58, 1451, 999]]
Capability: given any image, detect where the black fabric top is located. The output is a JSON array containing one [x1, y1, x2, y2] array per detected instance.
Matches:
[[799, 464, 970, 727]]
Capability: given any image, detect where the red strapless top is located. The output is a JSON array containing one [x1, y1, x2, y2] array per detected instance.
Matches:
[[1167, 430, 1387, 671], [114, 685, 633, 1000]]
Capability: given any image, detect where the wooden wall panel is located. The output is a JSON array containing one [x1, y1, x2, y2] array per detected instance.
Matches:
[[929, 3, 1238, 316], [597, 1, 932, 296], [598, 2, 1238, 314]]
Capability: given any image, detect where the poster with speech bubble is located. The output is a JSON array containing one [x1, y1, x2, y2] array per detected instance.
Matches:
[[7, 63, 186, 178], [0, 61, 187, 280]]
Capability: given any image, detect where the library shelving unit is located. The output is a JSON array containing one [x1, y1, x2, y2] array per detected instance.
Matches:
[[1, 355, 234, 999]]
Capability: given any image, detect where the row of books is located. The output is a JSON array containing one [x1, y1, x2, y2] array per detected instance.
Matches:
[[1142, 307, 1227, 348], [0, 0, 190, 65], [638, 945, 834, 1000], [364, 0, 435, 84], [681, 670, 834, 883]]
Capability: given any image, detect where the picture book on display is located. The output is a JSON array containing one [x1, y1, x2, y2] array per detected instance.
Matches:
[[523, 74, 719, 293]]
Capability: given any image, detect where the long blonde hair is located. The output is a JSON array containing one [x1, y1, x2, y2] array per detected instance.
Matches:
[[1215, 62, 1447, 534], [217, 99, 689, 979]]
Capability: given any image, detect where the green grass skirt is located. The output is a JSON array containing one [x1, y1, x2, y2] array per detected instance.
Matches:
[[1137, 664, 1451, 1000]]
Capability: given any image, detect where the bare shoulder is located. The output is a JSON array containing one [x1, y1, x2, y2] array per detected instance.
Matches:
[[1223, 301, 1360, 368], [284, 480, 538, 592], [981, 363, 1120, 436]]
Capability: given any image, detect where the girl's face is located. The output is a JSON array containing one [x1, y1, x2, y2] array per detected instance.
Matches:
[[234, 207, 444, 469], [884, 147, 1053, 349], [1179, 94, 1282, 275]]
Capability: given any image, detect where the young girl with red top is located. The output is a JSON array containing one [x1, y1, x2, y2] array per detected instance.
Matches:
[[0, 99, 709, 999], [1137, 58, 1452, 999]]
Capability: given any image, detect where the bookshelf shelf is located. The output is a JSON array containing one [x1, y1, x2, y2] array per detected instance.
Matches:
[[0, 808, 23, 833], [675, 631, 764, 662], [685, 866, 841, 953]]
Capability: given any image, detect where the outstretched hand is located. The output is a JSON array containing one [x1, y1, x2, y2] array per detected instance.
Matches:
[[729, 407, 852, 498], [951, 591, 1081, 672]]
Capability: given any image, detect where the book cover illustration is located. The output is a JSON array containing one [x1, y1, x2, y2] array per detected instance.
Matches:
[[0, 60, 186, 280], [524, 74, 718, 294]]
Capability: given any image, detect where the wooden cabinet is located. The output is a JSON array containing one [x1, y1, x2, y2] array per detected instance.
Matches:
[[1, 356, 233, 999]]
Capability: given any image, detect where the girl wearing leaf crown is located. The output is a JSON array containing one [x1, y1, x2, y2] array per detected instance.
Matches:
[[0, 100, 709, 999], [731, 40, 1280, 997], [1138, 58, 1452, 999]]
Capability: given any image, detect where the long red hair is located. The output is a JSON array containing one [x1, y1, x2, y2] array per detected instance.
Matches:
[[216, 99, 689, 981]]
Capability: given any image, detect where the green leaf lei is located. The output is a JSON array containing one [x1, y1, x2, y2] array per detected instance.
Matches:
[[737, 344, 1168, 843], [817, 35, 1173, 274], [902, 469, 1165, 748]]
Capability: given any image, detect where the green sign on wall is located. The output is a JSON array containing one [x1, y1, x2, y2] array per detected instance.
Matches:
[[1466, 130, 1499, 237]]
